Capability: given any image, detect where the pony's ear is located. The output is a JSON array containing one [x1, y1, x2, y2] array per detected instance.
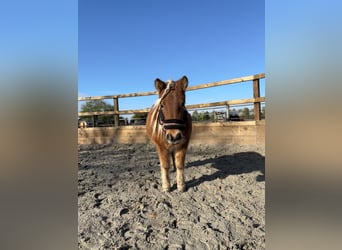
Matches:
[[180, 76, 188, 90], [154, 78, 166, 93]]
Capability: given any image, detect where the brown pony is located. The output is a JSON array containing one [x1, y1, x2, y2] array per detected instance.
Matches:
[[146, 76, 192, 192]]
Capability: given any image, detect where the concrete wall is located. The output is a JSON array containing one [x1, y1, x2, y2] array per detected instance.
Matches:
[[78, 120, 265, 145]]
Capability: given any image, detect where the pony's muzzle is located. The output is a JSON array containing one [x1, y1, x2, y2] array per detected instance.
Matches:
[[166, 131, 184, 144]]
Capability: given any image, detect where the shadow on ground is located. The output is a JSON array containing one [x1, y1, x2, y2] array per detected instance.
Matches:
[[186, 152, 265, 189]]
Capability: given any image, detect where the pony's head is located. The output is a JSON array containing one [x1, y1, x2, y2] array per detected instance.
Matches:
[[154, 76, 188, 145]]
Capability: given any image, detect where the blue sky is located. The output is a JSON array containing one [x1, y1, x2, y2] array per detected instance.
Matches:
[[79, 0, 265, 111], [1, 1, 77, 75]]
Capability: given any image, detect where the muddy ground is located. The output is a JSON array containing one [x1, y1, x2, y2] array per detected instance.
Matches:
[[78, 143, 265, 250]]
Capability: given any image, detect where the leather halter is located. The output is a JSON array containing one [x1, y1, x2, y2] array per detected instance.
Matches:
[[157, 81, 187, 131], [158, 109, 186, 131]]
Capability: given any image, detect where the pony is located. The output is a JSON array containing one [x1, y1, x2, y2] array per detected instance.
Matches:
[[146, 76, 192, 192]]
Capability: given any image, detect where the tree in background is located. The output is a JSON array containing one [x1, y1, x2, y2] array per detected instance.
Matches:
[[191, 110, 211, 121], [80, 100, 114, 126], [80, 100, 114, 112], [191, 110, 199, 121], [131, 112, 148, 125], [241, 107, 250, 119], [201, 111, 210, 121]]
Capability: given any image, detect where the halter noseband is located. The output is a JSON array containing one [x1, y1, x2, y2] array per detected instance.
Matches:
[[158, 109, 186, 131], [157, 81, 187, 132]]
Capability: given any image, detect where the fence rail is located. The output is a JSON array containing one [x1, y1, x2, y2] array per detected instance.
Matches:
[[78, 73, 265, 126]]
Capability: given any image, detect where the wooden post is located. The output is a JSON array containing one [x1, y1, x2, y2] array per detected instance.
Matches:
[[225, 104, 230, 121], [113, 97, 119, 127], [253, 79, 261, 121], [93, 115, 98, 127]]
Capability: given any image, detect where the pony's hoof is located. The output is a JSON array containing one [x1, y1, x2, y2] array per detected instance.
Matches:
[[177, 185, 186, 192], [162, 185, 171, 192]]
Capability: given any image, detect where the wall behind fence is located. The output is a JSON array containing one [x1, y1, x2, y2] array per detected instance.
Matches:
[[78, 120, 265, 145]]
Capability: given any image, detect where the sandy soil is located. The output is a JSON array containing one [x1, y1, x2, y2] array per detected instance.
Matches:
[[78, 143, 265, 250]]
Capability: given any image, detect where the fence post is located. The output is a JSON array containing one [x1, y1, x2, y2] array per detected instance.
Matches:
[[113, 97, 119, 126], [225, 104, 230, 121], [253, 78, 261, 121]]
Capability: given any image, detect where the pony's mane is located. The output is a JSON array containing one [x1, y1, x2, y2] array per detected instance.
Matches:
[[150, 98, 163, 138]]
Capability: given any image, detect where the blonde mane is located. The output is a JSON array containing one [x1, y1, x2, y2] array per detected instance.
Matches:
[[150, 98, 163, 138]]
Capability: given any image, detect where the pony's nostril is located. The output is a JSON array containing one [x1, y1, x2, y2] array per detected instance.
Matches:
[[166, 133, 182, 143], [175, 132, 182, 141], [166, 134, 172, 141]]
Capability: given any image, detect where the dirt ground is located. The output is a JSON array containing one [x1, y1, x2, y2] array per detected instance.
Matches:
[[78, 143, 265, 250]]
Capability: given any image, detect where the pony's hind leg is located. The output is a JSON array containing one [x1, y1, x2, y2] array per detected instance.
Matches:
[[157, 147, 171, 192], [171, 154, 176, 172]]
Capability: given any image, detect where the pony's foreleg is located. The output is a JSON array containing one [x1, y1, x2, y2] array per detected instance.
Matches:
[[175, 149, 187, 192], [157, 147, 171, 192]]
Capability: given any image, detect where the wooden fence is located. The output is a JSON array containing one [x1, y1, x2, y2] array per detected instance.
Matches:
[[78, 73, 265, 126]]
